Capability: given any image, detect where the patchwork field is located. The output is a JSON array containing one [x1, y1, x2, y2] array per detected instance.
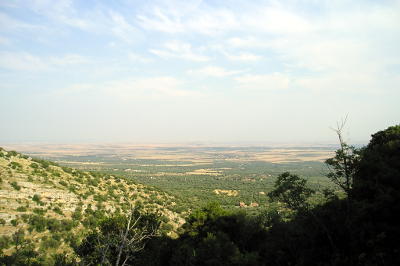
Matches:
[[2, 143, 338, 211]]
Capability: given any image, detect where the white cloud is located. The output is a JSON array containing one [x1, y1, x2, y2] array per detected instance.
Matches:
[[128, 52, 152, 63], [49, 54, 89, 66], [235, 73, 290, 91], [21, 0, 93, 31], [0, 52, 48, 71], [7, 1, 140, 43], [209, 44, 262, 61], [137, 4, 238, 35], [102, 77, 203, 100], [59, 76, 202, 100], [242, 6, 314, 35], [109, 11, 140, 43], [226, 37, 268, 48], [0, 12, 43, 31], [224, 52, 262, 62], [137, 7, 184, 34], [187, 66, 244, 77], [150, 40, 210, 61], [0, 52, 90, 71], [0, 36, 10, 45]]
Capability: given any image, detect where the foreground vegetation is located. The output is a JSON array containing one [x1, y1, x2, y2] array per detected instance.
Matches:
[[1, 124, 399, 265]]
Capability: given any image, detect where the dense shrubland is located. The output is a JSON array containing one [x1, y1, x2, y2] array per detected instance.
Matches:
[[129, 125, 400, 265]]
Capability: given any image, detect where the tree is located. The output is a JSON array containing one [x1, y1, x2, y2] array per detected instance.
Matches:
[[269, 172, 315, 211], [269, 172, 338, 250], [352, 124, 400, 201], [325, 117, 361, 196], [76, 207, 161, 266]]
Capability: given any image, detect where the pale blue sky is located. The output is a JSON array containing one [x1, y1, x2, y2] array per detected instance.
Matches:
[[0, 0, 399, 143]]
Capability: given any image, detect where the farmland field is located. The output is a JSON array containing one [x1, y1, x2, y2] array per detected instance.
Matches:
[[2, 143, 338, 211]]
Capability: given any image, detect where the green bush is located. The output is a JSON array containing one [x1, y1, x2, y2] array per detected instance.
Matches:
[[28, 215, 47, 232], [7, 150, 18, 157], [61, 220, 75, 231], [32, 158, 56, 168], [10, 181, 21, 190], [52, 171, 61, 177], [0, 235, 11, 251], [21, 214, 30, 222], [160, 223, 174, 233], [30, 163, 39, 169], [40, 237, 60, 249], [33, 208, 46, 215], [46, 218, 62, 232], [10, 219, 19, 226], [9, 161, 22, 170], [32, 194, 41, 202], [32, 194, 44, 205], [53, 207, 63, 215], [17, 206, 27, 212]]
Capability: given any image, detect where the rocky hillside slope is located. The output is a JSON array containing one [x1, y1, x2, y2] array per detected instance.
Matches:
[[0, 147, 184, 260]]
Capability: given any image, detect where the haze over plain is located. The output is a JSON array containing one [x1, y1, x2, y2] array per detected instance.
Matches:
[[0, 0, 399, 144]]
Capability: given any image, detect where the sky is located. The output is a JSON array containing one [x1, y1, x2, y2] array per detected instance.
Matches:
[[0, 0, 399, 144]]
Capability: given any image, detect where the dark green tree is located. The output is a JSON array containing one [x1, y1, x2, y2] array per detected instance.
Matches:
[[269, 172, 315, 211], [352, 124, 400, 201]]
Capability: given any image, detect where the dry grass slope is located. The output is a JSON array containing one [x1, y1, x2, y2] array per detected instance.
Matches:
[[0, 147, 184, 260]]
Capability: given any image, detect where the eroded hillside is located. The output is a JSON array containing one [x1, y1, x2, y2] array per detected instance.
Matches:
[[0, 147, 184, 261]]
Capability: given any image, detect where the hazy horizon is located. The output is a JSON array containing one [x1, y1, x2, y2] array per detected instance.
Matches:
[[1, 0, 399, 144]]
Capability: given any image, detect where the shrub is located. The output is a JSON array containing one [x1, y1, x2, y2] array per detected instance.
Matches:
[[46, 218, 62, 232], [0, 235, 11, 251], [17, 206, 27, 212], [32, 158, 54, 169], [33, 208, 46, 215], [41, 237, 60, 249], [28, 215, 47, 232], [20, 214, 30, 222], [61, 167, 73, 174], [160, 223, 174, 233], [10, 181, 21, 190], [30, 163, 39, 169], [52, 171, 61, 177], [161, 215, 170, 223], [7, 150, 18, 157], [61, 220, 75, 231], [11, 219, 19, 226], [9, 161, 22, 170], [32, 194, 44, 205], [53, 207, 63, 215]]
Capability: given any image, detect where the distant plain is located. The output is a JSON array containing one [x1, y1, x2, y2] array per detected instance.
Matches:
[[1, 143, 338, 210]]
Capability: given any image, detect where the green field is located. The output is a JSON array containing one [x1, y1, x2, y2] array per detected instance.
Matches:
[[6, 144, 338, 212]]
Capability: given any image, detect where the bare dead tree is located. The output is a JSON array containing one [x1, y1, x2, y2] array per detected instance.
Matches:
[[114, 206, 160, 266], [79, 205, 161, 266], [325, 116, 360, 196]]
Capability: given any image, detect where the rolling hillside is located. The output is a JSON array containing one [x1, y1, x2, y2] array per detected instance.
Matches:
[[0, 147, 184, 262]]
